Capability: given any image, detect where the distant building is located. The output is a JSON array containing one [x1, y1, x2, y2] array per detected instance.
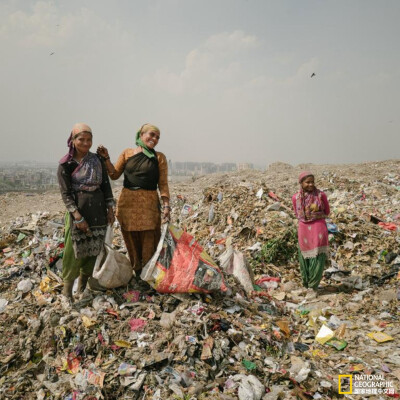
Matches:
[[170, 161, 240, 176], [0, 164, 58, 192], [237, 163, 254, 171], [219, 163, 236, 172]]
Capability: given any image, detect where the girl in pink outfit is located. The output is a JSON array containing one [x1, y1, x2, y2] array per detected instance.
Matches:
[[292, 172, 330, 290]]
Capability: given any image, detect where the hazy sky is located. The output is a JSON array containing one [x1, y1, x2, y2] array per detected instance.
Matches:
[[0, 0, 399, 167]]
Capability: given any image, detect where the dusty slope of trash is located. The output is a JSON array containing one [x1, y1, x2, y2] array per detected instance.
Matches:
[[0, 160, 399, 399], [0, 191, 63, 228]]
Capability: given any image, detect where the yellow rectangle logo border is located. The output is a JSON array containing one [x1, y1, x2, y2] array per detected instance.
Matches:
[[338, 375, 352, 394]]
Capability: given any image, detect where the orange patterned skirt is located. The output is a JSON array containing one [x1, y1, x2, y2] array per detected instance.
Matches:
[[116, 187, 161, 231]]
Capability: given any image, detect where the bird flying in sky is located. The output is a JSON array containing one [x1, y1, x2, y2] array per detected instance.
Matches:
[[311, 73, 316, 78]]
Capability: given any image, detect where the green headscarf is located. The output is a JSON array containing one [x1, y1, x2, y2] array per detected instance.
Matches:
[[135, 124, 159, 158]]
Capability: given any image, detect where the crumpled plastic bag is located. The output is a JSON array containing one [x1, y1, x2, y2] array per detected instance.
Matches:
[[289, 356, 311, 383], [17, 279, 33, 293], [231, 374, 264, 400], [378, 222, 398, 231], [141, 224, 227, 294], [160, 310, 177, 329]]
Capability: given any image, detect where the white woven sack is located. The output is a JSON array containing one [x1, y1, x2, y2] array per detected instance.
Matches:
[[93, 226, 133, 288]]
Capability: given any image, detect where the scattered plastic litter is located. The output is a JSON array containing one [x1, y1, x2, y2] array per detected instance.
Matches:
[[367, 331, 394, 343]]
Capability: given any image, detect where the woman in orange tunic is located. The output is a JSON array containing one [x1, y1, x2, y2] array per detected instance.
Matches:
[[97, 124, 170, 273]]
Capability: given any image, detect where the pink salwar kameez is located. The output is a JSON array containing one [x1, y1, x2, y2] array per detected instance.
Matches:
[[292, 188, 330, 289]]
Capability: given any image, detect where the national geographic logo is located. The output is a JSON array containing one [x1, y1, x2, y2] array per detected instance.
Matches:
[[338, 374, 395, 395]]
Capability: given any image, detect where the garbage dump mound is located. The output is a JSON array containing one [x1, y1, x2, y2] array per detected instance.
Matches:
[[0, 160, 399, 399]]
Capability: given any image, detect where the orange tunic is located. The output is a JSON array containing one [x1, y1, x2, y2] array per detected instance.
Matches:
[[110, 149, 170, 231]]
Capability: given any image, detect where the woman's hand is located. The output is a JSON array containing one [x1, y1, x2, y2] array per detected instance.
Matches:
[[162, 206, 170, 223], [107, 207, 115, 225], [97, 145, 110, 160], [76, 220, 91, 234], [97, 145, 118, 178], [72, 212, 91, 234]]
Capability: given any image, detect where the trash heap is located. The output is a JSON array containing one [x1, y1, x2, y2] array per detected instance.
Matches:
[[0, 160, 399, 399]]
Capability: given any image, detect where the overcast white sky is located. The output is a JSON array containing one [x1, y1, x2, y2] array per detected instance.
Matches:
[[0, 0, 399, 167]]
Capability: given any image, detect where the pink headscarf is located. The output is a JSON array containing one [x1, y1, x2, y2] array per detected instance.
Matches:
[[59, 123, 92, 164], [298, 171, 314, 183], [296, 171, 325, 222]]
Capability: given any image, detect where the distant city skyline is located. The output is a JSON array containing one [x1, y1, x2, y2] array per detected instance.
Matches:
[[0, 160, 253, 192]]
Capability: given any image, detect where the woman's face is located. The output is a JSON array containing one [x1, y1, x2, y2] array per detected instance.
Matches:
[[141, 130, 160, 149], [73, 132, 92, 155], [301, 176, 315, 192]]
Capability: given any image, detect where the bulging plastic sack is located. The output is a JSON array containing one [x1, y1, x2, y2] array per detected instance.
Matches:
[[141, 224, 227, 294], [219, 247, 254, 293], [93, 226, 133, 288]]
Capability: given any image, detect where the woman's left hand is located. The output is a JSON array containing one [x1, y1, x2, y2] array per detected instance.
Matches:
[[107, 207, 115, 225], [162, 207, 170, 223]]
